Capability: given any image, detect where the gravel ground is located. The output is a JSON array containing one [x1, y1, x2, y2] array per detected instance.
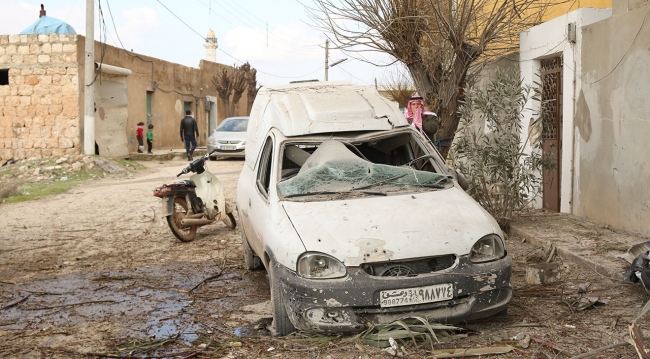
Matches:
[[0, 157, 648, 358]]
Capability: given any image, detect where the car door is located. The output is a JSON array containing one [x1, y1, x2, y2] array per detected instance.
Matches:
[[246, 135, 275, 256]]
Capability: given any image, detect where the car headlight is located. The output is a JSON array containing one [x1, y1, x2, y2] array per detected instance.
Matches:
[[470, 234, 506, 263], [297, 252, 347, 279], [208, 137, 216, 145], [241, 141, 246, 145]]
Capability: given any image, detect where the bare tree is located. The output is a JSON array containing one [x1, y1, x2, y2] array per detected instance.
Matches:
[[308, 0, 551, 157], [230, 68, 247, 117], [240, 62, 262, 115], [212, 64, 247, 118]]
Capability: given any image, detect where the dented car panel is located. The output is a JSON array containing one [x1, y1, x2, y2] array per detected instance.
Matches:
[[282, 188, 500, 267], [244, 82, 409, 171], [237, 81, 512, 336], [273, 255, 512, 333]]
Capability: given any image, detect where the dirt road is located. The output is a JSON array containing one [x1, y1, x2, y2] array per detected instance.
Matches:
[[0, 158, 647, 358]]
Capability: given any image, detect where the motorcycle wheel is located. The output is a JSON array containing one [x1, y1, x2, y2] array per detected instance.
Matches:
[[166, 197, 197, 242], [223, 212, 236, 229]]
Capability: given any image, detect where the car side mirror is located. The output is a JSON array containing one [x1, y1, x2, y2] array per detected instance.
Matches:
[[449, 167, 469, 191]]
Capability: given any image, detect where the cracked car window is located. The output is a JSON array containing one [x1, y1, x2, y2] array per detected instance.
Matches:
[[278, 140, 448, 197]]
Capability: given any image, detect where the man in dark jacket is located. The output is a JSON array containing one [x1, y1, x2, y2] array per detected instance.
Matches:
[[180, 110, 199, 161]]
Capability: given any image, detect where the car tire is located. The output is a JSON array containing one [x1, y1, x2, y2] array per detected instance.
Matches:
[[269, 259, 296, 336], [242, 230, 263, 270], [495, 306, 508, 316]]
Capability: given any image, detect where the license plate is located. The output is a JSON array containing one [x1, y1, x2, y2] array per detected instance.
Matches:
[[380, 283, 453, 308], [220, 145, 236, 150]]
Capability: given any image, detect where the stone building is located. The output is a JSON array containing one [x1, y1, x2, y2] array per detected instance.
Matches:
[[0, 33, 79, 161], [0, 24, 245, 161], [515, 0, 650, 235]]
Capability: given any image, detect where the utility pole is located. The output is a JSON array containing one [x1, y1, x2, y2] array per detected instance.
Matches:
[[84, 0, 95, 155], [324, 39, 329, 81]]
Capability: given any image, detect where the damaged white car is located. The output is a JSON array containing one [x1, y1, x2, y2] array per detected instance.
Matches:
[[236, 81, 511, 336]]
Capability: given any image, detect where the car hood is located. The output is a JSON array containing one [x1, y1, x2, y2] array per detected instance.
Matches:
[[211, 131, 247, 141], [281, 187, 500, 266]]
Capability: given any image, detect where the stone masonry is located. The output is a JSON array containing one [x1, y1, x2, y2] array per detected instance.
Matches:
[[0, 34, 80, 161]]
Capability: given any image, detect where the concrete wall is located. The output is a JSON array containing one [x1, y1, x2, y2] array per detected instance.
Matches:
[[519, 8, 612, 211], [0, 34, 80, 161], [576, 0, 650, 235], [76, 36, 248, 154]]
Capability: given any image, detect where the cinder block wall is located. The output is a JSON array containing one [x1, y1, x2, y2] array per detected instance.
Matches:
[[0, 34, 80, 161]]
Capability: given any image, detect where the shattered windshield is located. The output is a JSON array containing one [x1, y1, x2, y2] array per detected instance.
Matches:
[[278, 140, 449, 198]]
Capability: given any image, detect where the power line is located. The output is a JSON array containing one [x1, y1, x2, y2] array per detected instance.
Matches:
[[220, 0, 319, 45], [193, 0, 319, 56], [334, 62, 371, 85], [105, 0, 125, 49], [217, 47, 324, 79], [584, 7, 650, 85], [154, 0, 324, 80], [155, 0, 206, 40]]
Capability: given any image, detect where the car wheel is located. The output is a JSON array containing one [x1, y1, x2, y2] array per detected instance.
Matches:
[[242, 230, 262, 270], [269, 259, 296, 336], [223, 212, 237, 229]]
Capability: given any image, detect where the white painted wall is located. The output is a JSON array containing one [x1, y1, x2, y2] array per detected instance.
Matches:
[[519, 8, 612, 213]]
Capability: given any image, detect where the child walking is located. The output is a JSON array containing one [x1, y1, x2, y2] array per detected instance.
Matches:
[[136, 122, 145, 153], [147, 124, 154, 154]]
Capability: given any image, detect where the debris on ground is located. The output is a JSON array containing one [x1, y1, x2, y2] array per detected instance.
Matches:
[[0, 155, 141, 203]]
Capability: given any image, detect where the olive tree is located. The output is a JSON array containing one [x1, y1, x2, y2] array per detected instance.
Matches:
[[450, 68, 553, 231], [307, 0, 551, 157]]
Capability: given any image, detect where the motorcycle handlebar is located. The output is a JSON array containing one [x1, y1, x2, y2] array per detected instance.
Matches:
[[177, 168, 188, 177]]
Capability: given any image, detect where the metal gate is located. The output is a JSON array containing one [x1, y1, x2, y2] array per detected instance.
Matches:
[[540, 57, 563, 212]]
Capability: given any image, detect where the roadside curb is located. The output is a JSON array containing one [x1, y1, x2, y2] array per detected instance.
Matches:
[[128, 149, 208, 161], [509, 225, 620, 280]]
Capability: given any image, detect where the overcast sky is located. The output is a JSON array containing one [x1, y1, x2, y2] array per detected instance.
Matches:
[[0, 0, 403, 86]]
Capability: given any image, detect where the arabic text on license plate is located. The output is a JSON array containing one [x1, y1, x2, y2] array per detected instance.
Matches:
[[220, 145, 236, 150], [380, 283, 453, 308]]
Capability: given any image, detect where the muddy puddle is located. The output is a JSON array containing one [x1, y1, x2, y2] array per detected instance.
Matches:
[[0, 262, 273, 342]]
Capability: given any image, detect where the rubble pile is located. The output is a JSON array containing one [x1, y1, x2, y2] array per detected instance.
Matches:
[[0, 155, 129, 184]]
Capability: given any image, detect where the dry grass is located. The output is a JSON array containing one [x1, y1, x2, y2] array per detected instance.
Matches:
[[0, 179, 23, 201]]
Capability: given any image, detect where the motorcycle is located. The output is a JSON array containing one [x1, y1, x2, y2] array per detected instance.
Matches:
[[153, 149, 236, 242]]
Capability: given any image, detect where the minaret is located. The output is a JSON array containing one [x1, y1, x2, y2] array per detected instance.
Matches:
[[204, 29, 218, 62]]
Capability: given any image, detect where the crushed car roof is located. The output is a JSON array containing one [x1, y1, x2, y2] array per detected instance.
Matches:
[[251, 81, 408, 138]]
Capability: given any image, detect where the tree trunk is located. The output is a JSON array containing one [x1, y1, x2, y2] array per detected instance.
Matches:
[[223, 98, 232, 118], [405, 61, 435, 103], [433, 44, 478, 159]]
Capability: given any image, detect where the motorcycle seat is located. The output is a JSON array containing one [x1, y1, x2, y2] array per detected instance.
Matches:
[[169, 179, 196, 187]]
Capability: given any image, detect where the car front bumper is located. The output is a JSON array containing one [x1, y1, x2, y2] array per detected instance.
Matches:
[[207, 143, 245, 158], [275, 255, 512, 334]]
